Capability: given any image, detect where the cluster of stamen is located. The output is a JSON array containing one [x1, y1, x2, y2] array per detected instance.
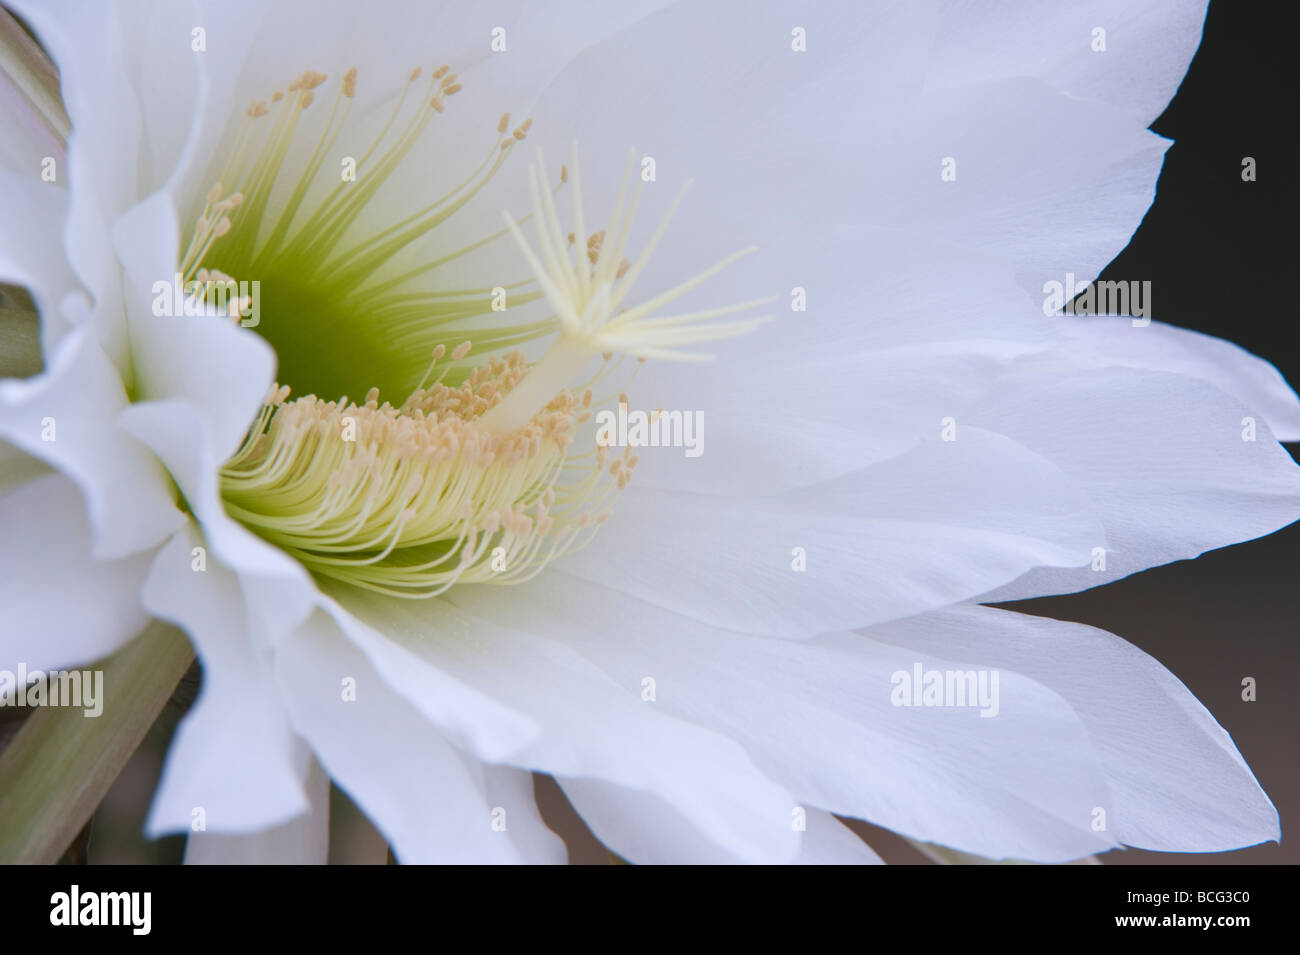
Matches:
[[176, 63, 761, 597], [223, 340, 638, 596]]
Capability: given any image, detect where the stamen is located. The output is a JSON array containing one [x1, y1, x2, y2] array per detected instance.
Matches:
[[183, 62, 764, 599], [222, 348, 621, 598]]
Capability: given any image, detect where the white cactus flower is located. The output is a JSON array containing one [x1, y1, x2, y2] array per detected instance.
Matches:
[[1, 0, 1297, 864]]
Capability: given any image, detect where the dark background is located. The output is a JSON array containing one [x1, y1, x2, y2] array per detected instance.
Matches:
[[77, 0, 1300, 864]]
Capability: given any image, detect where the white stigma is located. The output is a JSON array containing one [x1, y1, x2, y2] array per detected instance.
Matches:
[[478, 146, 772, 434]]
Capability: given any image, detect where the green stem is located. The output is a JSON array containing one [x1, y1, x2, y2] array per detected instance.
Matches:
[[0, 621, 194, 863]]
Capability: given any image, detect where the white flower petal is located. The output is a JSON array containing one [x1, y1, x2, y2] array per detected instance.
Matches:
[[183, 756, 330, 865], [928, 0, 1208, 124], [562, 427, 1102, 635], [628, 233, 1059, 496], [1056, 316, 1300, 441], [335, 587, 801, 863], [457, 763, 567, 864], [317, 597, 540, 765], [558, 778, 710, 864], [0, 473, 153, 671], [17, 0, 202, 199], [562, 781, 880, 865], [858, 80, 1169, 297], [142, 524, 311, 836], [868, 605, 1279, 852], [274, 608, 526, 864], [973, 366, 1300, 600], [450, 575, 1118, 862], [9, 0, 145, 371], [118, 398, 308, 579], [525, 0, 1180, 305], [0, 327, 184, 558], [114, 193, 276, 460], [114, 0, 203, 198]]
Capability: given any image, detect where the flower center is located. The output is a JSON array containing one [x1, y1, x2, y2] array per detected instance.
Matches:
[[184, 65, 768, 597]]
